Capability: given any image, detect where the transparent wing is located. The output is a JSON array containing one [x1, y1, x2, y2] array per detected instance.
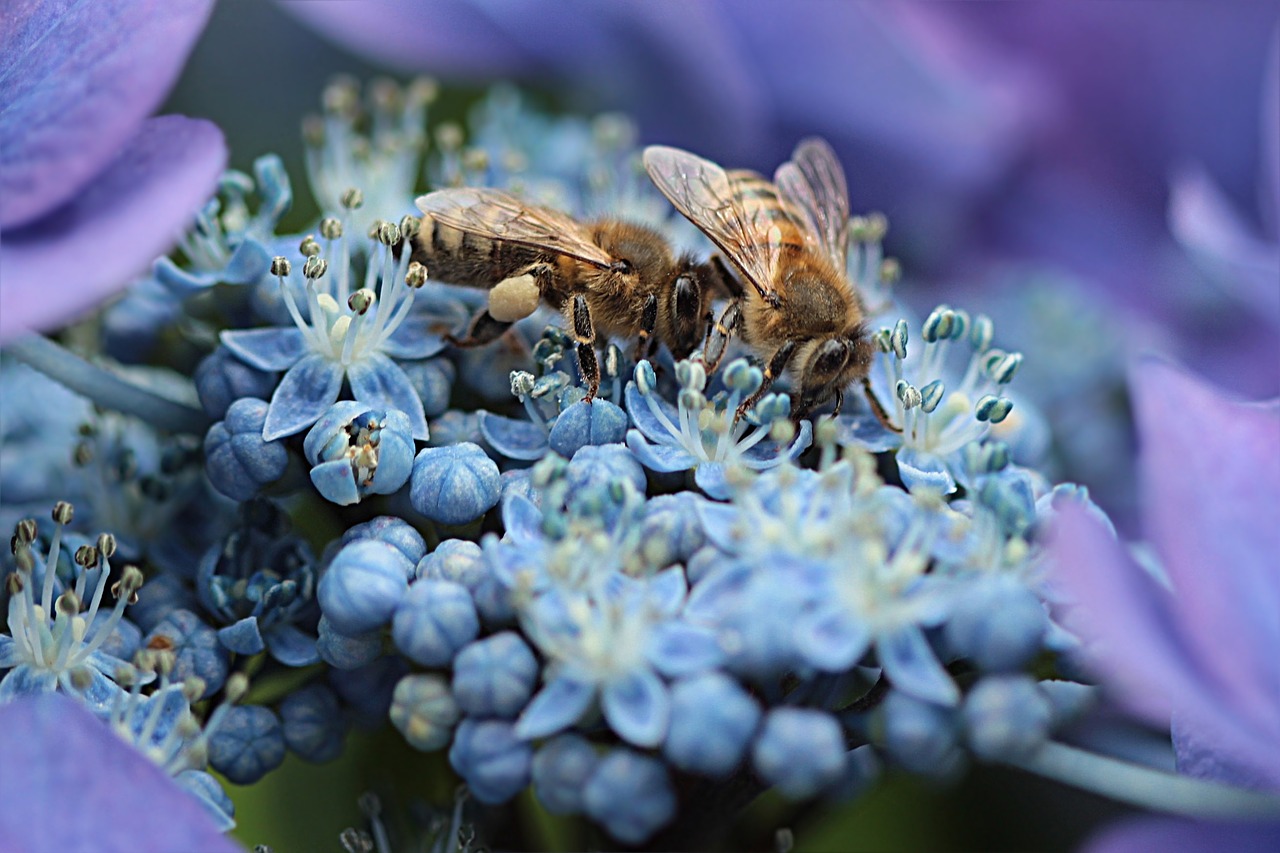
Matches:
[[415, 188, 615, 268], [774, 137, 850, 270], [643, 145, 782, 304]]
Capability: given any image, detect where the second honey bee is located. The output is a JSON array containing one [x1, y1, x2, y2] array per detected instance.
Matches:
[[412, 188, 725, 400], [643, 138, 896, 427]]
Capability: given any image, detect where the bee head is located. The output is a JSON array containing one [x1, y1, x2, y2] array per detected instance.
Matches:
[[795, 329, 875, 414], [665, 257, 721, 358]]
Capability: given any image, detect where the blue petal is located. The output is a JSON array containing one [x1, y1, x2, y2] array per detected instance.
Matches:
[[0, 665, 57, 702], [795, 606, 871, 671], [263, 354, 344, 441], [695, 499, 740, 553], [60, 666, 128, 716], [348, 353, 430, 441], [479, 411, 550, 461], [835, 413, 903, 453], [382, 315, 449, 360], [221, 327, 308, 371], [625, 430, 696, 473], [896, 447, 956, 494], [602, 669, 670, 748], [623, 382, 681, 443], [877, 624, 959, 707], [548, 399, 628, 457], [647, 623, 724, 677], [645, 568, 688, 616], [515, 677, 596, 740], [693, 462, 731, 498], [264, 624, 321, 667], [217, 617, 266, 656], [310, 458, 362, 506], [0, 636, 19, 669], [501, 492, 544, 546]]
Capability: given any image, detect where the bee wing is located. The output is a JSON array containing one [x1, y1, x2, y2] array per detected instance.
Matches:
[[643, 145, 783, 305], [774, 137, 850, 270], [415, 188, 616, 268]]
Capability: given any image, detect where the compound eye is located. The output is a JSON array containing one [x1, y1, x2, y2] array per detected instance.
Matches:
[[810, 339, 850, 383], [611, 259, 634, 276]]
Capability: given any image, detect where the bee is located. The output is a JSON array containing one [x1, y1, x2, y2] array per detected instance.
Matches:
[[412, 187, 725, 400], [643, 138, 897, 427]]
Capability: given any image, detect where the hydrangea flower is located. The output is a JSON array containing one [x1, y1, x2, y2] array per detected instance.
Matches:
[[626, 358, 812, 499], [1, 0, 225, 341], [221, 220, 444, 441]]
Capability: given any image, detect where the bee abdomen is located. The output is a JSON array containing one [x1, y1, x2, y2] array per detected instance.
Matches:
[[413, 219, 542, 289]]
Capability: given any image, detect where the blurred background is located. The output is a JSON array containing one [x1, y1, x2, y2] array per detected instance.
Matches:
[[162, 2, 1278, 849]]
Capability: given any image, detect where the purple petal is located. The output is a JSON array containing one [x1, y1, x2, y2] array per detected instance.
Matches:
[[1, 116, 226, 341], [1084, 816, 1280, 853], [0, 693, 239, 853], [1132, 359, 1280, 761], [0, 0, 214, 227]]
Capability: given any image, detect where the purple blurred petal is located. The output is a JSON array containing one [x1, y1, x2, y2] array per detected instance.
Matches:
[[1263, 29, 1279, 238], [1133, 358, 1280, 755], [0, 0, 214, 228], [1085, 816, 1280, 853], [0, 693, 240, 853], [1, 115, 227, 341]]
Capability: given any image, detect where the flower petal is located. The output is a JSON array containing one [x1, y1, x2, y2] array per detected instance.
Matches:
[[0, 0, 214, 227], [348, 353, 430, 441], [0, 693, 240, 852], [479, 411, 549, 461], [876, 624, 959, 707], [263, 353, 344, 441], [514, 677, 595, 741], [602, 669, 670, 748], [1, 116, 226, 341], [220, 327, 308, 371], [625, 430, 696, 474], [1084, 816, 1280, 853]]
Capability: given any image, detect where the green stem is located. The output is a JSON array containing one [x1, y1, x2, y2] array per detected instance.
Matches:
[[7, 335, 211, 435], [1006, 741, 1280, 819]]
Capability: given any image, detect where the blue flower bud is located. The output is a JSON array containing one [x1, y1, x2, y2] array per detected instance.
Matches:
[[452, 631, 538, 718], [329, 656, 409, 728], [318, 540, 412, 635], [304, 403, 415, 506], [342, 516, 427, 567], [448, 718, 532, 804], [280, 683, 348, 763], [401, 358, 456, 418], [582, 749, 676, 845], [962, 674, 1052, 761], [663, 672, 761, 777], [409, 442, 501, 525], [315, 615, 382, 670], [195, 346, 277, 419], [390, 673, 460, 752], [547, 398, 627, 458], [145, 609, 229, 699], [945, 578, 1047, 671], [752, 707, 846, 799], [204, 398, 288, 501], [876, 690, 963, 776], [208, 705, 286, 785], [391, 579, 479, 667], [415, 538, 483, 585], [532, 734, 600, 815]]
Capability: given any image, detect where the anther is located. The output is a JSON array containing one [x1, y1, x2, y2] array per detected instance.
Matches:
[[890, 319, 909, 359], [405, 261, 428, 288], [461, 148, 490, 173], [52, 501, 74, 525], [56, 589, 81, 617], [399, 214, 420, 237], [989, 352, 1023, 385], [435, 123, 464, 151], [340, 188, 364, 210], [97, 533, 116, 559], [14, 518, 37, 545], [896, 380, 922, 409], [348, 289, 375, 314], [874, 328, 893, 353], [322, 76, 360, 117], [320, 217, 343, 240], [303, 257, 329, 280], [970, 315, 994, 352], [270, 256, 291, 278], [299, 235, 321, 258], [864, 212, 889, 242], [975, 395, 1013, 423], [74, 545, 98, 568], [112, 566, 145, 602], [377, 221, 401, 246], [369, 77, 402, 113], [919, 380, 945, 413], [407, 76, 438, 105], [510, 371, 536, 398], [879, 258, 902, 285]]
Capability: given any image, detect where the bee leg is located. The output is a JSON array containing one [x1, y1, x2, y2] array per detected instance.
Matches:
[[571, 295, 601, 401], [446, 309, 512, 348], [734, 340, 795, 424], [701, 299, 743, 375], [862, 376, 902, 434], [633, 293, 659, 363]]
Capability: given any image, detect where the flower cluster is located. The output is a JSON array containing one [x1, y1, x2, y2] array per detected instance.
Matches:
[[5, 73, 1275, 852]]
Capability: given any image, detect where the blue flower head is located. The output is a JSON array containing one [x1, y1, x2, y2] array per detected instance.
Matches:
[[626, 358, 812, 499], [304, 402, 417, 505], [221, 219, 447, 442]]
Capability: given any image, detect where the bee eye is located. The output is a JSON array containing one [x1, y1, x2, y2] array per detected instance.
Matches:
[[811, 339, 850, 381], [611, 259, 634, 276]]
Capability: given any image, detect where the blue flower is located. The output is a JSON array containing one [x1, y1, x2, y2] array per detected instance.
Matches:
[[626, 358, 812, 499], [207, 704, 286, 785], [581, 748, 676, 845], [391, 579, 479, 667], [204, 398, 288, 501], [2, 512, 150, 713], [318, 539, 412, 636], [304, 402, 416, 505], [221, 221, 445, 441], [1, 0, 225, 342], [409, 442, 501, 525], [752, 707, 848, 799], [448, 718, 532, 804], [390, 673, 460, 752]]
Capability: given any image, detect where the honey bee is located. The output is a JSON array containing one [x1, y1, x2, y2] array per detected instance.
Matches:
[[412, 187, 725, 400], [643, 138, 897, 427]]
